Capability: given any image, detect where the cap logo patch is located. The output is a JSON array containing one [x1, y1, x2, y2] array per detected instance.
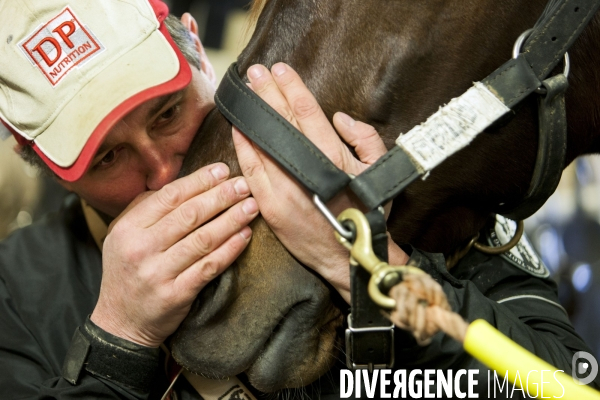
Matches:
[[19, 7, 103, 86]]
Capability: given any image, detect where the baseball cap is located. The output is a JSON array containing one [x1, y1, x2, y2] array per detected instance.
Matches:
[[0, 0, 192, 181]]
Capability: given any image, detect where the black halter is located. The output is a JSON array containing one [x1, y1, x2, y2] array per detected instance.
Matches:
[[214, 0, 600, 370]]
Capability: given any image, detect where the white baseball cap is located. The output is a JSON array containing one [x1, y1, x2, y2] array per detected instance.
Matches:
[[0, 0, 192, 181]]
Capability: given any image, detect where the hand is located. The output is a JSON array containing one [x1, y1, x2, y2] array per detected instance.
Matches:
[[232, 63, 409, 303], [91, 163, 259, 347]]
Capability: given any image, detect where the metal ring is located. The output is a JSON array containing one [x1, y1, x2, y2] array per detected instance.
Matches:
[[313, 194, 354, 240], [473, 220, 524, 255], [512, 28, 570, 92], [369, 265, 426, 309], [512, 29, 534, 60]]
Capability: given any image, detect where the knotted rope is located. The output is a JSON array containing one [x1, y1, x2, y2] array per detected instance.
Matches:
[[386, 273, 468, 345]]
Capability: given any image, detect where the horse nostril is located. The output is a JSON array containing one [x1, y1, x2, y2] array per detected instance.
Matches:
[[368, 348, 374, 353]]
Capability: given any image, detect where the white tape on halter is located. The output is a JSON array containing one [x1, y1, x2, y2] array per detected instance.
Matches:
[[396, 82, 510, 173]]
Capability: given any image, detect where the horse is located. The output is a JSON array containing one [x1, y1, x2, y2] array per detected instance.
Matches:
[[169, 0, 600, 393]]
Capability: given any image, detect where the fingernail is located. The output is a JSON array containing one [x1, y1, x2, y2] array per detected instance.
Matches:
[[248, 65, 263, 80], [242, 198, 258, 215], [234, 178, 250, 195], [239, 226, 252, 240], [272, 63, 287, 77], [338, 112, 356, 127], [210, 165, 228, 180]]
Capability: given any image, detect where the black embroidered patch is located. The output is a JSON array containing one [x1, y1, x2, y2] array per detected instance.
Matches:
[[485, 215, 550, 278]]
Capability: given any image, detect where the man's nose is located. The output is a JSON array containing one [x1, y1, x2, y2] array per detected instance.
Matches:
[[143, 146, 181, 191]]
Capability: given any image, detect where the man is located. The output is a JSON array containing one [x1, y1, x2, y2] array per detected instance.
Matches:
[[0, 1, 400, 398], [0, 0, 259, 397], [0, 1, 597, 399]]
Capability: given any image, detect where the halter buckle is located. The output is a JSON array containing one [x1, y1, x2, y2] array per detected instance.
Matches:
[[512, 28, 570, 94], [345, 314, 395, 371]]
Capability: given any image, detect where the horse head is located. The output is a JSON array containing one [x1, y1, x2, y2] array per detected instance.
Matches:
[[171, 0, 600, 392], [170, 108, 344, 390]]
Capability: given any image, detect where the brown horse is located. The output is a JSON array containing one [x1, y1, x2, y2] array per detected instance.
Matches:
[[170, 0, 600, 393]]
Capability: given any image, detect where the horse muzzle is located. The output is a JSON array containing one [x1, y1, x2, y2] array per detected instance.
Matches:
[[170, 218, 344, 392]]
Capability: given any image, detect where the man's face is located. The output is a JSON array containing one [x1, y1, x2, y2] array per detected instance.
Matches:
[[61, 65, 215, 218]]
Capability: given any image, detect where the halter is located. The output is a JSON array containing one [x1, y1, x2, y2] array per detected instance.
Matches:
[[214, 0, 600, 370]]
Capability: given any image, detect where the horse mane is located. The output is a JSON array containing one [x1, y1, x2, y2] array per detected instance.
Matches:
[[248, 0, 269, 27]]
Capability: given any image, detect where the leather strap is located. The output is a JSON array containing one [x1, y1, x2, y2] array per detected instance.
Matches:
[[481, 56, 542, 108], [498, 74, 569, 220], [62, 317, 160, 391], [349, 146, 421, 211], [215, 64, 351, 202], [481, 0, 599, 218], [346, 210, 394, 369], [62, 326, 91, 385], [523, 0, 598, 79], [482, 0, 599, 107]]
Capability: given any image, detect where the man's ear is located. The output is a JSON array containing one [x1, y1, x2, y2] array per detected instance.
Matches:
[[180, 13, 217, 88]]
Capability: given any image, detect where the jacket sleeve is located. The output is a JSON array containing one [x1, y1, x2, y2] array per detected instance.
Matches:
[[0, 277, 162, 400], [392, 247, 600, 392]]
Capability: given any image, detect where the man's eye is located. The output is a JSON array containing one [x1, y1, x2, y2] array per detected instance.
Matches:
[[157, 106, 177, 123], [92, 146, 123, 171], [99, 149, 116, 166]]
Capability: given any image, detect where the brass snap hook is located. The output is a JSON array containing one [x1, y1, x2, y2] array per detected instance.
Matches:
[[335, 208, 424, 309]]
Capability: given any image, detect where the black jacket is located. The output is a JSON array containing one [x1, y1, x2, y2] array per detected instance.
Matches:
[[0, 195, 597, 399]]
